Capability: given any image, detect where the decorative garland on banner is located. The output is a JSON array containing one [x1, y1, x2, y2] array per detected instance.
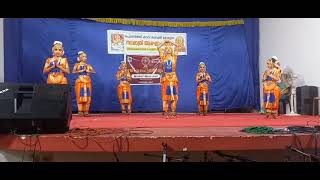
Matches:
[[83, 18, 244, 27]]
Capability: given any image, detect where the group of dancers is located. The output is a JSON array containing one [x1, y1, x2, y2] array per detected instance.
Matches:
[[43, 40, 281, 118], [43, 40, 212, 117], [43, 41, 96, 116]]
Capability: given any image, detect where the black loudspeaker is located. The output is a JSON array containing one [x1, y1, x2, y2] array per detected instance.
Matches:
[[296, 86, 319, 115], [0, 83, 72, 134]]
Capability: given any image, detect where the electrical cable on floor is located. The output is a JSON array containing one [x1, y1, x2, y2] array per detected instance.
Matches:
[[14, 133, 41, 162], [31, 135, 41, 162], [36, 135, 42, 162], [22, 140, 27, 162], [306, 120, 320, 127], [65, 127, 154, 162]]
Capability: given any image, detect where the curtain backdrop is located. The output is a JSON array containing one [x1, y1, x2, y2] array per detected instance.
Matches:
[[4, 18, 260, 112]]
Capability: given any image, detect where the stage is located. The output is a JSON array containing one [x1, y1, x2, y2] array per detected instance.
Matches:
[[0, 113, 319, 153]]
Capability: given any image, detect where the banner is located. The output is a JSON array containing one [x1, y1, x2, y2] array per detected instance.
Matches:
[[108, 30, 187, 55], [126, 55, 163, 85]]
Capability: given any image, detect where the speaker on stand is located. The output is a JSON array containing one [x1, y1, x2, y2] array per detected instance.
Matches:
[[0, 83, 72, 134], [296, 86, 319, 115]]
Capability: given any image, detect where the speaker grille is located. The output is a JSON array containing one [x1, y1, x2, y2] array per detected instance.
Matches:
[[296, 86, 319, 115]]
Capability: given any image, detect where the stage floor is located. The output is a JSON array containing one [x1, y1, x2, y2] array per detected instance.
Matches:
[[70, 113, 320, 129], [0, 113, 319, 152]]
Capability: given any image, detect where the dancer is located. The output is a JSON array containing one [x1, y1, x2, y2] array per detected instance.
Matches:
[[157, 40, 180, 117], [43, 41, 70, 84], [273, 57, 282, 116], [196, 62, 212, 115], [72, 51, 96, 116], [116, 61, 132, 114], [262, 56, 281, 119], [161, 72, 179, 117]]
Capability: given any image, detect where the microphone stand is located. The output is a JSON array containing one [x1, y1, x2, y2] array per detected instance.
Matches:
[[143, 153, 188, 162], [214, 151, 257, 162], [143, 143, 190, 162], [162, 143, 167, 162], [287, 145, 320, 162], [313, 132, 318, 156]]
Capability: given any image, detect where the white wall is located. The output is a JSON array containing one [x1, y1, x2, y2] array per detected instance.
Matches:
[[0, 18, 3, 82], [260, 18, 320, 87], [259, 18, 320, 107]]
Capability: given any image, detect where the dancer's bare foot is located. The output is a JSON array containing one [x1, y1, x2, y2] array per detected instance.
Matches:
[[163, 112, 170, 118]]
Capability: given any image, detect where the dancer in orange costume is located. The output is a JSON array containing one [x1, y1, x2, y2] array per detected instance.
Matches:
[[73, 51, 96, 116], [157, 40, 180, 116], [262, 56, 281, 118], [116, 61, 132, 114], [196, 62, 212, 115], [43, 41, 70, 84], [272, 57, 282, 116], [161, 72, 179, 116]]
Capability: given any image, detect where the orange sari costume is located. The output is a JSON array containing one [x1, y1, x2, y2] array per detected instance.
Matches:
[[74, 62, 94, 114], [263, 68, 281, 114], [273, 68, 282, 112], [118, 80, 132, 105], [158, 43, 179, 115], [43, 57, 69, 84], [196, 72, 211, 106], [116, 66, 132, 113], [161, 73, 179, 102]]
